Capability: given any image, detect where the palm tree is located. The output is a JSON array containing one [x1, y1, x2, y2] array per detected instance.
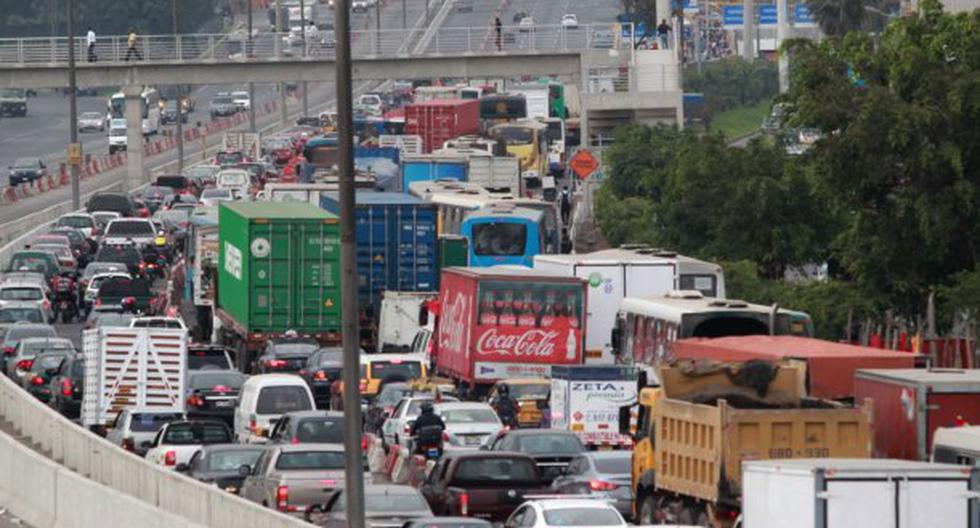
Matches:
[[807, 0, 894, 37]]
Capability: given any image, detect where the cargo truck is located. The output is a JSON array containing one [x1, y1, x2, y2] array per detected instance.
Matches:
[[215, 202, 341, 372], [742, 458, 980, 528], [620, 360, 872, 527], [222, 131, 260, 160], [550, 365, 637, 448], [404, 99, 480, 153], [432, 147, 521, 193], [401, 154, 468, 191], [534, 247, 726, 365], [433, 267, 587, 398], [81, 327, 188, 430]]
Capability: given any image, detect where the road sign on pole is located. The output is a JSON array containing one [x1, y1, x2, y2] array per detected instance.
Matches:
[[569, 149, 600, 180], [68, 142, 83, 166]]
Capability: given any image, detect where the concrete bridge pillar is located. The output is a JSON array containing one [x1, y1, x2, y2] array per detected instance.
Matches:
[[123, 85, 145, 191]]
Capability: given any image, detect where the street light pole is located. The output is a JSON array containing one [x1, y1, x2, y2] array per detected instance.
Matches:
[[173, 0, 184, 174], [67, 0, 80, 210], [301, 0, 309, 117], [402, 0, 407, 30], [334, 0, 366, 527], [375, 0, 381, 54], [248, 0, 256, 132]]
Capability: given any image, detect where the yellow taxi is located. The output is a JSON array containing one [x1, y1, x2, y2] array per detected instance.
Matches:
[[359, 353, 428, 398]]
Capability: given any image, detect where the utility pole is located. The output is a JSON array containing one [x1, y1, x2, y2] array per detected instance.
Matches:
[[742, 0, 754, 60], [173, 0, 184, 174], [277, 0, 287, 124], [301, 0, 309, 117], [776, 0, 789, 92], [375, 0, 381, 54], [248, 0, 256, 132], [334, 0, 366, 527], [66, 0, 80, 210]]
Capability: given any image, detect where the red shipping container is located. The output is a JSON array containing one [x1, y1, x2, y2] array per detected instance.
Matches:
[[434, 267, 587, 386], [672, 335, 917, 400], [854, 369, 980, 460], [404, 99, 480, 153]]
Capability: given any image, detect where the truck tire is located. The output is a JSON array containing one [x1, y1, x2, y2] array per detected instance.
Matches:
[[637, 494, 657, 526]]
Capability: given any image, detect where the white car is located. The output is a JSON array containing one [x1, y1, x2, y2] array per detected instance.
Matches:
[[381, 395, 441, 449], [505, 499, 628, 528], [78, 111, 105, 132], [199, 187, 235, 207], [55, 213, 97, 239], [435, 401, 503, 450], [352, 0, 368, 12], [144, 420, 234, 469], [0, 282, 51, 321], [519, 16, 535, 32], [216, 169, 251, 200], [102, 218, 158, 248], [230, 91, 251, 111], [561, 14, 579, 29], [84, 271, 132, 305], [105, 409, 185, 455]]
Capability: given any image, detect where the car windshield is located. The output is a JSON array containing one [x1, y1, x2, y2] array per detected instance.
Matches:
[[12, 158, 37, 169], [155, 176, 188, 189], [440, 408, 499, 424], [454, 457, 538, 484], [472, 223, 527, 256], [81, 112, 102, 120], [216, 152, 245, 165], [34, 246, 70, 259], [332, 491, 429, 513], [71, 360, 85, 377], [506, 383, 550, 400], [406, 398, 435, 416], [130, 412, 184, 432], [206, 449, 264, 471], [293, 417, 344, 443], [58, 216, 94, 229], [88, 194, 130, 211], [370, 360, 422, 380], [543, 508, 621, 527], [516, 434, 584, 455], [189, 371, 244, 390], [143, 187, 174, 200], [213, 97, 233, 105], [6, 327, 57, 343], [594, 456, 631, 474], [0, 287, 42, 301], [0, 308, 43, 323], [377, 387, 411, 405], [32, 353, 68, 371], [106, 221, 155, 236], [188, 350, 232, 370], [315, 349, 344, 365], [272, 343, 319, 357], [275, 450, 345, 470], [256, 386, 312, 414], [201, 188, 232, 199], [95, 313, 134, 327], [90, 274, 128, 289], [162, 423, 231, 445], [218, 171, 248, 185], [96, 246, 140, 264]]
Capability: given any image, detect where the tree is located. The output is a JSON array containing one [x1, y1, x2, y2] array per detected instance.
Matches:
[[805, 0, 895, 37]]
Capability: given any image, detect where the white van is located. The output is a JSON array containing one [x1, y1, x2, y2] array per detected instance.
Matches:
[[234, 374, 315, 443], [216, 168, 251, 200]]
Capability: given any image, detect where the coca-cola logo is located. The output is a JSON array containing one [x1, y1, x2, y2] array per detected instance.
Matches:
[[439, 293, 469, 354], [476, 328, 559, 358]]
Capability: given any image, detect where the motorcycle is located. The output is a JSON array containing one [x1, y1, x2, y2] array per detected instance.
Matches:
[[413, 425, 445, 460], [50, 274, 79, 323]]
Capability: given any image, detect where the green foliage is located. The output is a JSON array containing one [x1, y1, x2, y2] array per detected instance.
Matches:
[[938, 268, 980, 327], [707, 100, 770, 140], [805, 0, 895, 37], [0, 0, 227, 37], [684, 58, 779, 121]]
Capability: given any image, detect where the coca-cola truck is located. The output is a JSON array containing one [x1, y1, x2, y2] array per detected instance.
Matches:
[[434, 267, 587, 397]]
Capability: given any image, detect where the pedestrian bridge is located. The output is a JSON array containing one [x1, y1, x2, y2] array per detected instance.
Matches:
[[0, 24, 636, 88]]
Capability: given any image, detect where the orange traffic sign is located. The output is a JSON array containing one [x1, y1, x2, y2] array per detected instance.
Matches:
[[569, 149, 599, 179]]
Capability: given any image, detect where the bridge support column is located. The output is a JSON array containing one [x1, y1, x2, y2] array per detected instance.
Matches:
[[123, 85, 145, 191], [280, 83, 288, 124]]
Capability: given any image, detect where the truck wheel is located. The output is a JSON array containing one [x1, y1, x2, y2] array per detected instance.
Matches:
[[637, 495, 657, 526]]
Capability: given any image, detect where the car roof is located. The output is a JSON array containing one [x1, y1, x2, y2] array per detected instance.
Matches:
[[531, 499, 620, 510], [280, 410, 343, 420], [498, 429, 580, 438], [581, 451, 632, 461], [276, 442, 345, 453], [20, 337, 71, 344], [433, 402, 493, 411], [243, 373, 309, 387], [0, 281, 45, 288], [441, 450, 536, 461], [200, 443, 266, 453]]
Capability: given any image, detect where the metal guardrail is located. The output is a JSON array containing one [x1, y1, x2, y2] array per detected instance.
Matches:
[[0, 24, 634, 65]]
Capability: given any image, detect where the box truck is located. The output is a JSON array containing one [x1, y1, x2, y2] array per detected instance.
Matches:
[[550, 365, 637, 448]]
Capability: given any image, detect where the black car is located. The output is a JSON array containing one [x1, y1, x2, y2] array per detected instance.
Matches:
[[268, 410, 344, 444], [185, 369, 247, 425], [255, 336, 320, 374], [161, 100, 189, 124], [23, 351, 73, 403], [8, 157, 47, 186], [48, 354, 85, 418], [485, 429, 586, 483], [141, 186, 175, 213], [178, 444, 266, 494], [94, 245, 142, 275], [87, 192, 137, 217], [300, 347, 344, 408]]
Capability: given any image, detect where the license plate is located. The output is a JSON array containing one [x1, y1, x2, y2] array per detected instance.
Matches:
[[464, 436, 483, 445], [426, 448, 440, 458]]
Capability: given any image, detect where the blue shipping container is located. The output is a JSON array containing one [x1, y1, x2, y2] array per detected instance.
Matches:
[[401, 158, 467, 192], [320, 192, 438, 306]]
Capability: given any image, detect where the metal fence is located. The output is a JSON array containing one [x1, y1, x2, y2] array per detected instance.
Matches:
[[0, 24, 634, 65]]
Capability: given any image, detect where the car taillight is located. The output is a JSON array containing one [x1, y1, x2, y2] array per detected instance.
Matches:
[[589, 480, 617, 491], [42, 300, 50, 310], [403, 424, 412, 435], [314, 370, 327, 381], [31, 375, 45, 386], [361, 436, 368, 450], [249, 415, 257, 432], [276, 485, 290, 511], [459, 491, 469, 516], [164, 450, 176, 466], [61, 379, 72, 396], [186, 395, 204, 407], [212, 385, 230, 393], [266, 359, 286, 368], [16, 359, 33, 370], [442, 431, 450, 442], [290, 436, 300, 445]]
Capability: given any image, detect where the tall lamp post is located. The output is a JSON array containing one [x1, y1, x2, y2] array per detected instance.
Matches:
[[67, 0, 80, 210], [173, 0, 185, 173]]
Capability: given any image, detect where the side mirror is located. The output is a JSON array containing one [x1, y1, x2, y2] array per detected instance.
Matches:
[[618, 405, 632, 436], [238, 464, 252, 477], [610, 327, 621, 355], [175, 463, 189, 472]]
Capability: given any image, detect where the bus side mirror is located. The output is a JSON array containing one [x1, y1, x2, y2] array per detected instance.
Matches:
[[610, 327, 621, 355], [618, 405, 632, 436]]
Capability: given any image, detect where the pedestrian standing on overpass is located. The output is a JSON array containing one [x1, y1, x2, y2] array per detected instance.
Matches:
[[495, 17, 503, 51], [125, 28, 143, 61], [86, 27, 97, 62]]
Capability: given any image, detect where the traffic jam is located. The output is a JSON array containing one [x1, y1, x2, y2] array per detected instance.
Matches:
[[2, 79, 979, 528]]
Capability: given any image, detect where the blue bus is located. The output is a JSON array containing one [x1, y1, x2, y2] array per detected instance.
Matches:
[[461, 203, 547, 267]]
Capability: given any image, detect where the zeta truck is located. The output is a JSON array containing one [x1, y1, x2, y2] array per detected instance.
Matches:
[[433, 266, 587, 398], [533, 246, 725, 364], [620, 360, 872, 526], [215, 202, 341, 372], [742, 458, 980, 528], [550, 365, 637, 449], [81, 327, 188, 430]]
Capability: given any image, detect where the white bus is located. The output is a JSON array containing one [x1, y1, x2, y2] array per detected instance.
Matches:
[[535, 247, 726, 364], [108, 87, 161, 136], [612, 290, 814, 367]]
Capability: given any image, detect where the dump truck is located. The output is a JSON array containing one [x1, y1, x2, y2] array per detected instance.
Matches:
[[621, 360, 872, 527]]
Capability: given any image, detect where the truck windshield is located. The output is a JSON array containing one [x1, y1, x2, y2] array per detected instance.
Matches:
[[162, 423, 232, 445], [256, 386, 312, 414], [275, 450, 345, 470], [472, 223, 526, 256], [453, 457, 538, 485], [106, 221, 155, 236], [543, 508, 621, 526]]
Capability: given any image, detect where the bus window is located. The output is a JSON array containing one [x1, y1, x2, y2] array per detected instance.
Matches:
[[679, 274, 718, 297], [688, 315, 769, 338], [472, 222, 527, 257]]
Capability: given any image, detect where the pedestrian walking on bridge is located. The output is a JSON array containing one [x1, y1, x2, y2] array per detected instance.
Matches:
[[125, 28, 143, 61], [86, 27, 97, 62]]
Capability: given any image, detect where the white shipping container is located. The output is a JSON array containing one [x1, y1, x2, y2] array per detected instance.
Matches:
[[466, 155, 520, 192], [550, 366, 637, 447], [742, 458, 980, 528], [81, 327, 188, 427], [377, 291, 437, 353]]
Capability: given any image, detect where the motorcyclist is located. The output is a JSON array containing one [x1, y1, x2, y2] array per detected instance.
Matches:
[[50, 272, 78, 322], [410, 401, 446, 455], [493, 385, 520, 429]]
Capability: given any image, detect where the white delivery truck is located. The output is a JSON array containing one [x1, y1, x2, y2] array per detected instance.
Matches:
[[742, 458, 980, 528], [376, 291, 438, 353], [81, 327, 188, 429], [514, 85, 550, 120], [433, 147, 521, 193], [108, 118, 128, 154], [550, 365, 637, 449], [534, 247, 725, 364], [222, 131, 260, 160]]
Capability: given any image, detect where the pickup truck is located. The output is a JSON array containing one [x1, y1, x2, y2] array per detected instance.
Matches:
[[420, 451, 550, 522], [239, 443, 346, 515], [143, 420, 234, 469], [95, 276, 159, 315]]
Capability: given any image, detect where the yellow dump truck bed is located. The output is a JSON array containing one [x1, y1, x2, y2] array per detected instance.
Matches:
[[653, 396, 872, 504]]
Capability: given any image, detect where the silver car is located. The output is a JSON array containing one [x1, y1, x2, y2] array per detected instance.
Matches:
[[78, 112, 105, 132], [550, 452, 634, 518], [0, 282, 52, 322], [104, 408, 186, 455], [434, 402, 503, 451], [6, 336, 74, 383]]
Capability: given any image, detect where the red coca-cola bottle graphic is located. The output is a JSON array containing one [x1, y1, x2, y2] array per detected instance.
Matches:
[[540, 290, 558, 327], [566, 292, 581, 329], [480, 291, 498, 325], [498, 290, 517, 326], [517, 291, 537, 327]]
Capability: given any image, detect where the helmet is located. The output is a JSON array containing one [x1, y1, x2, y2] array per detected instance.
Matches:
[[498, 385, 509, 396], [420, 401, 434, 413]]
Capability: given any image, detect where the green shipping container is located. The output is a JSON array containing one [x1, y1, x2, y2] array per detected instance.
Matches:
[[439, 235, 469, 270], [218, 202, 341, 335]]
